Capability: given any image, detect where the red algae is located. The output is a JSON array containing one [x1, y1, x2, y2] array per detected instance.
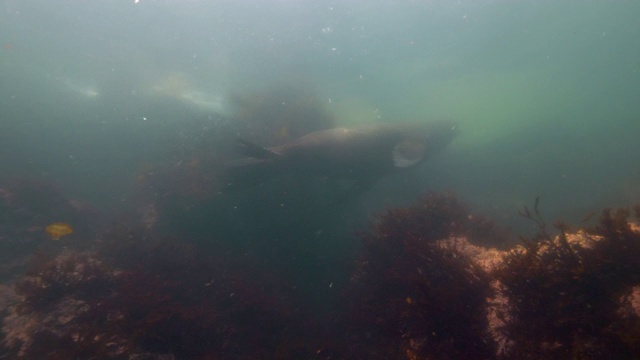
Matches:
[[493, 207, 640, 359], [347, 192, 498, 359], [1, 226, 299, 359], [4, 189, 640, 359]]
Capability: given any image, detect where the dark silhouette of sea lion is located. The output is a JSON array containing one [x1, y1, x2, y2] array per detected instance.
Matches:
[[226, 120, 458, 187]]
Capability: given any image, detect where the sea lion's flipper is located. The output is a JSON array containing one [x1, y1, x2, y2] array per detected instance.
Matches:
[[392, 138, 427, 168], [235, 139, 280, 159], [222, 139, 283, 189]]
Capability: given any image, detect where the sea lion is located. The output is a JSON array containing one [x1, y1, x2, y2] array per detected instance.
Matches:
[[226, 120, 459, 186]]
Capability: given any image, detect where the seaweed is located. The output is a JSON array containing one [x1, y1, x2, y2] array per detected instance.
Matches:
[[495, 201, 640, 359], [14, 251, 114, 313], [5, 252, 124, 359], [348, 192, 498, 359], [7, 188, 640, 359], [3, 226, 302, 359]]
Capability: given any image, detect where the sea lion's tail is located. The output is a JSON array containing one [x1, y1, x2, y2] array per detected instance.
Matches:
[[222, 139, 283, 188], [235, 139, 280, 159]]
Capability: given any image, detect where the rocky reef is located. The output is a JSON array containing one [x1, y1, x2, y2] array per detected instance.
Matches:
[[2, 186, 640, 359], [346, 195, 640, 359], [1, 227, 301, 359]]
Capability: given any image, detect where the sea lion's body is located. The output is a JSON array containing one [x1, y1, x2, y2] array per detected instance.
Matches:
[[228, 121, 458, 184]]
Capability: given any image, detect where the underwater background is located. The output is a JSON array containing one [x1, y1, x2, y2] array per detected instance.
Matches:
[[1, 1, 640, 359]]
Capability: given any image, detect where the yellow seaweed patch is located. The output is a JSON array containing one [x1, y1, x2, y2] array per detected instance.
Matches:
[[45, 222, 74, 240], [406, 296, 413, 305]]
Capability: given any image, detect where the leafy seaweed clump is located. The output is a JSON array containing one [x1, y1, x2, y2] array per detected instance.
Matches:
[[349, 192, 497, 359], [4, 252, 123, 359], [2, 227, 297, 359], [495, 206, 640, 359]]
